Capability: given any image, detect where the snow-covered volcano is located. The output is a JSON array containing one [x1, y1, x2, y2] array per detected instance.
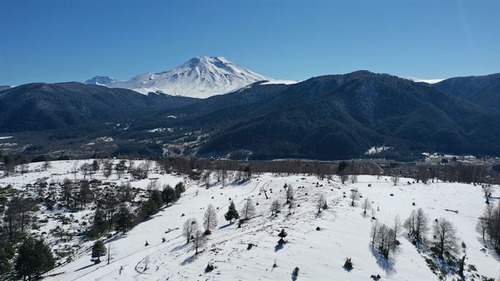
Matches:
[[85, 56, 289, 98]]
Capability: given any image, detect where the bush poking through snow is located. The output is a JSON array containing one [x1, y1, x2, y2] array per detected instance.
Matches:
[[205, 262, 214, 273], [278, 229, 288, 245], [343, 258, 353, 271]]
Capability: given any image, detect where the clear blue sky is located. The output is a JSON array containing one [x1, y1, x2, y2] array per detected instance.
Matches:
[[1, 0, 499, 85]]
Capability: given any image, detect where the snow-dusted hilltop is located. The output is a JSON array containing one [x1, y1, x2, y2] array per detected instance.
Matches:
[[84, 76, 117, 86], [402, 76, 445, 84], [85, 56, 292, 98]]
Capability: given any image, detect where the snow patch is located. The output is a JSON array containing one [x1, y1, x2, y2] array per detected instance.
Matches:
[[365, 146, 391, 155]]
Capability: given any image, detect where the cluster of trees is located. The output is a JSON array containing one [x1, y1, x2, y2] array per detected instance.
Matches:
[[90, 182, 186, 238], [0, 158, 193, 279], [403, 208, 460, 260], [3, 197, 38, 241], [0, 196, 55, 280], [477, 201, 500, 253], [414, 163, 494, 185], [157, 157, 381, 181], [370, 208, 461, 263], [182, 204, 218, 255], [370, 216, 401, 258]]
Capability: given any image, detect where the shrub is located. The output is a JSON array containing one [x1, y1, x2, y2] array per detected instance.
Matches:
[[205, 262, 214, 272], [343, 258, 353, 271]]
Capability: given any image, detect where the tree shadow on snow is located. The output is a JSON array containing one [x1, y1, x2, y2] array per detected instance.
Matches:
[[219, 222, 234, 230], [369, 245, 396, 276], [171, 243, 189, 253], [75, 262, 98, 272], [475, 237, 500, 262], [181, 254, 198, 266]]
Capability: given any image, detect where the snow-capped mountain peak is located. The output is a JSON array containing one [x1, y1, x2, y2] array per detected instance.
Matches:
[[84, 76, 117, 86], [85, 56, 279, 98]]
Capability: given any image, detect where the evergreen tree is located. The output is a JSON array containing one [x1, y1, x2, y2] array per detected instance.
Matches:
[[174, 182, 186, 198], [224, 201, 239, 223], [0, 247, 13, 280], [115, 204, 134, 233], [92, 160, 99, 173], [89, 207, 107, 238], [141, 200, 159, 219], [150, 190, 164, 208], [15, 238, 55, 280], [162, 185, 177, 205], [91, 240, 106, 263]]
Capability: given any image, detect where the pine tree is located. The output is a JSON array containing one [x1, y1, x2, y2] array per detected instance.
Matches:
[[162, 185, 177, 205], [150, 190, 164, 208], [89, 207, 107, 238], [92, 240, 106, 263], [224, 201, 239, 223], [174, 182, 186, 198], [15, 238, 55, 280], [116, 204, 134, 233]]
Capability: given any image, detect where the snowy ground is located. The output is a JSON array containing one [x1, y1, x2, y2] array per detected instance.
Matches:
[[3, 163, 489, 281]]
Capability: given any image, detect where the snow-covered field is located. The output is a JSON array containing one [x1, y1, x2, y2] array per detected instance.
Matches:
[[2, 161, 499, 281]]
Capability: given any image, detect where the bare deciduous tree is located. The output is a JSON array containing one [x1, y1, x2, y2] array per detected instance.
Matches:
[[404, 208, 429, 243], [316, 194, 327, 214], [241, 199, 256, 220], [270, 199, 281, 216], [350, 175, 358, 184], [349, 188, 361, 207], [286, 185, 294, 204], [392, 173, 400, 186], [432, 218, 459, 259], [362, 198, 371, 215], [191, 230, 207, 254], [203, 204, 217, 234], [183, 218, 199, 244], [483, 185, 493, 204]]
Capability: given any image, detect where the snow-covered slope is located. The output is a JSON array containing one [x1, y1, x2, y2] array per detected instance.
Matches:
[[1, 162, 491, 281], [85, 57, 293, 98]]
